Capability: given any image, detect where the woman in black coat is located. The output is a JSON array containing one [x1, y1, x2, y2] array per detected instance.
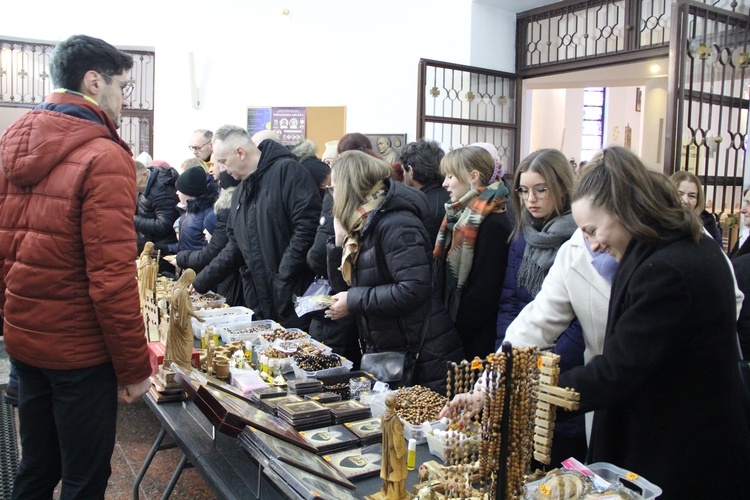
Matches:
[[433, 146, 513, 359], [563, 146, 750, 498], [325, 151, 463, 393]]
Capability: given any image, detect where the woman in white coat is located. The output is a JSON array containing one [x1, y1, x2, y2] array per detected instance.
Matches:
[[504, 227, 616, 447], [503, 228, 613, 365]]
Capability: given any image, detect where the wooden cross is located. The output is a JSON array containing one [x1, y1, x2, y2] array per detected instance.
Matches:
[[533, 352, 580, 464]]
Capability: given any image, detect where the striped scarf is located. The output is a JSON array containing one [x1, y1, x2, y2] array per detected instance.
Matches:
[[340, 181, 387, 285], [433, 181, 510, 320]]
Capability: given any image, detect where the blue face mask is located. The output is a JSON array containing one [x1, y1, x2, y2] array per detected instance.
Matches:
[[583, 234, 620, 284]]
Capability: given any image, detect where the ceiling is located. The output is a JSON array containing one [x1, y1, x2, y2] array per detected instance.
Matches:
[[491, 0, 559, 14], [524, 58, 670, 89]]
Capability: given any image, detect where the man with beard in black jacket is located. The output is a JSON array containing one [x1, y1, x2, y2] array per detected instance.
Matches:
[[193, 125, 321, 329], [134, 160, 180, 275]]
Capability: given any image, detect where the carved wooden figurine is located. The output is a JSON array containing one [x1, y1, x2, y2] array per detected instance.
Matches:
[[164, 269, 204, 369], [367, 394, 412, 500]]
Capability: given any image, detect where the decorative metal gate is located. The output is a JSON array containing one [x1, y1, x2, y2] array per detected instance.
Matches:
[[667, 1, 750, 248], [0, 38, 155, 158], [417, 59, 522, 176]]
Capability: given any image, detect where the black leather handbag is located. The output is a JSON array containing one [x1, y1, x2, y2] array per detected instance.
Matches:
[[359, 303, 430, 389], [360, 350, 414, 387]]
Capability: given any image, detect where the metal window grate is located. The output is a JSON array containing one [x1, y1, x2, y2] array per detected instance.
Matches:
[[0, 38, 155, 158], [417, 59, 521, 175]]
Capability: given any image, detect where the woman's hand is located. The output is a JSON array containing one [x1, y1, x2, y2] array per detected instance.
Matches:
[[437, 390, 486, 421], [334, 217, 347, 247], [325, 291, 350, 320]]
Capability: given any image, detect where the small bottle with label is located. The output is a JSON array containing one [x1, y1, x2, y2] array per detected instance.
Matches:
[[406, 438, 417, 470], [200, 329, 207, 349]]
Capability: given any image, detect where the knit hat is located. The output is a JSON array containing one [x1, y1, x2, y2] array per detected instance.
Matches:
[[218, 170, 241, 189], [303, 159, 331, 188], [135, 151, 152, 166], [176, 166, 208, 197], [321, 141, 339, 162], [470, 142, 503, 183]]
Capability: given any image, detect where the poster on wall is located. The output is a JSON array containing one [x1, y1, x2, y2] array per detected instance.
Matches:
[[247, 107, 307, 146], [247, 108, 272, 136]]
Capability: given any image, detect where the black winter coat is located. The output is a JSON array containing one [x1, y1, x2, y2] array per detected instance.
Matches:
[[167, 186, 218, 253], [193, 141, 321, 328], [420, 182, 450, 247], [327, 180, 463, 393], [732, 253, 750, 360], [306, 193, 361, 364], [700, 209, 722, 245], [560, 232, 750, 498], [134, 166, 179, 253], [175, 187, 243, 306]]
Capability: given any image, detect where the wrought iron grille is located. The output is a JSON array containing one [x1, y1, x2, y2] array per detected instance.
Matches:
[[417, 59, 521, 174], [0, 38, 155, 157], [668, 0, 750, 246], [517, 0, 674, 75]]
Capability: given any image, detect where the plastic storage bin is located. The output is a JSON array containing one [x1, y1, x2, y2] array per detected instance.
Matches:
[[402, 419, 445, 444], [426, 429, 477, 461], [368, 391, 443, 444], [522, 462, 662, 500], [195, 306, 253, 319], [291, 355, 353, 379], [586, 462, 662, 499], [191, 308, 255, 339], [218, 319, 278, 343]]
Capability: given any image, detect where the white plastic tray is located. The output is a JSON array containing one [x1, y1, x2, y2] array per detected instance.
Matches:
[[220, 319, 279, 344], [191, 308, 255, 339], [291, 356, 353, 379]]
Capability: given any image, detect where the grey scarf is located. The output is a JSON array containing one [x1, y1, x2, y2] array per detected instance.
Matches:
[[517, 210, 577, 297]]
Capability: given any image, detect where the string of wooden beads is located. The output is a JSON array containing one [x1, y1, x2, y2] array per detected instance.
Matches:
[[504, 346, 540, 498]]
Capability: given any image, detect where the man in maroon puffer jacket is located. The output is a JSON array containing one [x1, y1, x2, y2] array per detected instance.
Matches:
[[0, 34, 151, 499]]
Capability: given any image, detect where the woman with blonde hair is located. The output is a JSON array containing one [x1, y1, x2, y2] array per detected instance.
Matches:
[[669, 170, 722, 244], [324, 151, 462, 392], [563, 146, 750, 497], [433, 146, 513, 359]]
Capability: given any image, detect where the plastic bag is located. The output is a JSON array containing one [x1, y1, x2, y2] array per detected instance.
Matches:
[[293, 277, 335, 316]]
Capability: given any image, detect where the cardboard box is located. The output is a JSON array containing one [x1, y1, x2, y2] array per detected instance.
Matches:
[[147, 341, 201, 376]]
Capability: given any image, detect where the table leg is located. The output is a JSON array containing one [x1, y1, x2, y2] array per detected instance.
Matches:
[[133, 427, 178, 499], [160, 454, 189, 500]]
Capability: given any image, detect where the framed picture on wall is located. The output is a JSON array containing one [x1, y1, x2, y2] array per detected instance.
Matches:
[[364, 134, 407, 164]]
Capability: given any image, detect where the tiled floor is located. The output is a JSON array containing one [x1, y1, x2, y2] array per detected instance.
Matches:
[[2, 336, 217, 499], [110, 394, 217, 499]]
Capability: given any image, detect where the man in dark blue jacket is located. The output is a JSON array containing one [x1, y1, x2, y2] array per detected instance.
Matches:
[[193, 125, 321, 329]]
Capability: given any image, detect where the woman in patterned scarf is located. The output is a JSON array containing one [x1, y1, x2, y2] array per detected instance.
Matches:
[[433, 146, 514, 359]]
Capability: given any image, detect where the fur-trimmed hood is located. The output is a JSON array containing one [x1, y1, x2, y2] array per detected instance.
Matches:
[[214, 186, 235, 212], [291, 140, 318, 163]]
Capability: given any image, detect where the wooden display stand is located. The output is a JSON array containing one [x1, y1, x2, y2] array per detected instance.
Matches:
[[421, 344, 581, 499], [533, 352, 580, 464]]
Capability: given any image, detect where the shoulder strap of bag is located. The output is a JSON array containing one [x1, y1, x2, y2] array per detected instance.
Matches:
[[357, 228, 431, 358]]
